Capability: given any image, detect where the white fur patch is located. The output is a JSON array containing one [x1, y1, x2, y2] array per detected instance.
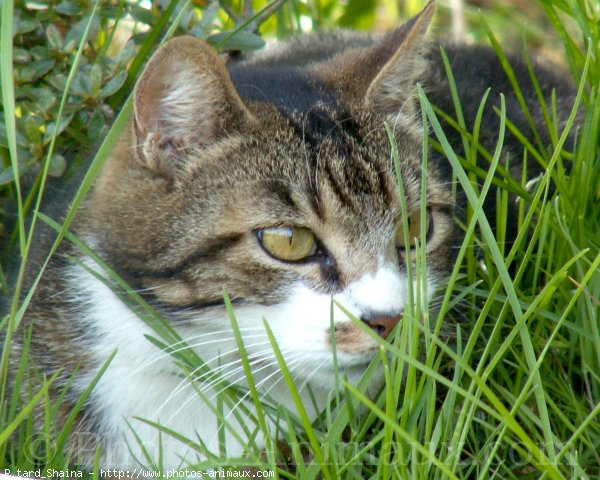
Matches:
[[67, 255, 432, 468], [70, 260, 258, 468], [342, 263, 407, 314]]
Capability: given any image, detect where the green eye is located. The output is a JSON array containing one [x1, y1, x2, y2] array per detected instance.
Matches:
[[395, 209, 432, 249], [257, 226, 317, 262]]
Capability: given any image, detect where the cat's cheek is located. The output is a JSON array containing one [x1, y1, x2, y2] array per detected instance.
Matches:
[[237, 283, 370, 371], [330, 265, 408, 356], [255, 264, 413, 367], [259, 284, 344, 357]]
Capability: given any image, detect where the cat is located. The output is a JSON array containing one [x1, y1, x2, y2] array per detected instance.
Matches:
[[7, 1, 578, 470]]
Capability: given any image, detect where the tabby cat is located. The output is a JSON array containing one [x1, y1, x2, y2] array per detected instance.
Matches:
[[9, 1, 577, 469]]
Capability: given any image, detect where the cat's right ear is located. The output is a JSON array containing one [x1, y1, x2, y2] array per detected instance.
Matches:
[[133, 36, 253, 175]]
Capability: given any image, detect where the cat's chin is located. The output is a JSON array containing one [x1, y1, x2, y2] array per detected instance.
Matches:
[[281, 348, 381, 390], [294, 359, 382, 392]]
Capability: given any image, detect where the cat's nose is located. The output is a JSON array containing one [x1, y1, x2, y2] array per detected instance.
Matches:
[[361, 313, 402, 339]]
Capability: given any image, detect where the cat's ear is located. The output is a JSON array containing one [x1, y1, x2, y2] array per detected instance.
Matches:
[[320, 2, 433, 127], [133, 36, 253, 173], [364, 1, 434, 120]]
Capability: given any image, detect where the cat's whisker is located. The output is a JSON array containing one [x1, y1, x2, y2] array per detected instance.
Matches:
[[258, 359, 308, 402], [127, 337, 237, 376], [161, 341, 278, 405], [129, 328, 269, 374], [205, 347, 304, 401], [212, 354, 308, 440], [293, 358, 326, 392], [164, 350, 300, 427], [157, 351, 278, 424], [193, 345, 283, 394], [202, 351, 294, 401], [218, 359, 289, 415], [138, 335, 268, 392]]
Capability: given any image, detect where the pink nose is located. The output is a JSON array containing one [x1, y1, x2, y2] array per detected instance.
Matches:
[[362, 314, 402, 339]]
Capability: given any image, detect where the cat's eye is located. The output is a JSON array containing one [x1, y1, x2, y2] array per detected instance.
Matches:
[[395, 209, 432, 249], [257, 226, 317, 262]]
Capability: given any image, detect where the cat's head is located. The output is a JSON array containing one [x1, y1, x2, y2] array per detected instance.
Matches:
[[84, 2, 456, 382]]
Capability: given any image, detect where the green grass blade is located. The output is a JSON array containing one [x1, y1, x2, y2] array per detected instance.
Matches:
[[263, 320, 334, 480], [344, 381, 460, 480], [0, 371, 59, 446], [223, 290, 276, 465]]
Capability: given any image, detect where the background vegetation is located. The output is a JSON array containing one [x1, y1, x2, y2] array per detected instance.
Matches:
[[1, 0, 599, 478]]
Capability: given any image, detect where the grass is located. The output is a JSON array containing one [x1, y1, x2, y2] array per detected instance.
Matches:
[[1, 0, 599, 478]]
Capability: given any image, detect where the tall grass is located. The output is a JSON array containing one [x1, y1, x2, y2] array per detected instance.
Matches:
[[1, 0, 599, 478]]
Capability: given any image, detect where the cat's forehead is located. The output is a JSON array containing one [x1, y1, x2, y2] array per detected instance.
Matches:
[[182, 63, 426, 229], [197, 122, 420, 241], [229, 64, 370, 158]]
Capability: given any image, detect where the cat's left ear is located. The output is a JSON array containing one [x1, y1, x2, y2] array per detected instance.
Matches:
[[365, 1, 434, 120], [319, 1, 434, 126]]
